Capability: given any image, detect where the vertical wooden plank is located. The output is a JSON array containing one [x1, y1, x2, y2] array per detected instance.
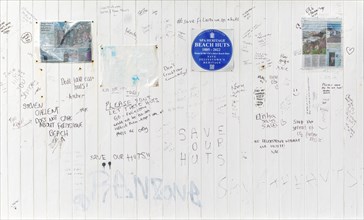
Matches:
[[239, 1, 254, 218], [148, 1, 163, 218], [303, 61, 320, 218], [7, 1, 21, 219], [187, 0, 202, 217], [174, 0, 189, 218], [135, 1, 151, 218], [265, 1, 280, 218], [96, 0, 111, 219], [278, 1, 292, 219], [198, 1, 217, 218], [32, 1, 47, 218], [57, 1, 73, 218], [160, 1, 176, 218], [199, 1, 214, 218], [303, 1, 319, 218], [251, 1, 267, 218], [70, 1, 87, 219], [0, 0, 9, 218], [329, 1, 344, 219], [121, 1, 137, 218], [290, 1, 306, 218], [108, 0, 124, 219], [226, 1, 240, 218], [317, 1, 333, 218], [343, 1, 358, 219], [356, 1, 364, 219], [19, 1, 35, 218], [212, 0, 228, 218], [44, 1, 60, 219], [83, 1, 98, 218]]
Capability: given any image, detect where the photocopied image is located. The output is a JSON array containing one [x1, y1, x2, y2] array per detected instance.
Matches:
[[39, 21, 92, 62], [302, 19, 342, 68]]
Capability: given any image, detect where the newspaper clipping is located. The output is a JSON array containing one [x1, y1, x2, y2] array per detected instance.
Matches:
[[40, 21, 92, 62], [302, 19, 342, 68]]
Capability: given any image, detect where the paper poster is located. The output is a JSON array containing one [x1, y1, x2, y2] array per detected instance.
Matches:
[[40, 21, 92, 62], [302, 19, 342, 68], [191, 29, 233, 71], [100, 45, 159, 87]]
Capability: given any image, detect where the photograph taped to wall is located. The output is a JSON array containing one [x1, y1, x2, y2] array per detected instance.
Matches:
[[191, 29, 233, 71], [100, 45, 159, 87], [40, 21, 92, 62], [302, 19, 342, 68]]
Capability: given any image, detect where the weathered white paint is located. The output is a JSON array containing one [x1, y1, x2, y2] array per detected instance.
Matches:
[[0, 1, 363, 219]]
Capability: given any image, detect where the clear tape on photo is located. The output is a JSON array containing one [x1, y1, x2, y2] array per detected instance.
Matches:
[[99, 45, 159, 88]]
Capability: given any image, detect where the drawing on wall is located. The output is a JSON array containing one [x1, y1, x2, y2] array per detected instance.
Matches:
[[191, 29, 233, 71], [40, 21, 92, 62], [100, 45, 159, 87], [302, 19, 342, 68]]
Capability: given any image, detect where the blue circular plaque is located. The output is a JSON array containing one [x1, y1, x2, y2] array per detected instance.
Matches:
[[192, 29, 233, 71]]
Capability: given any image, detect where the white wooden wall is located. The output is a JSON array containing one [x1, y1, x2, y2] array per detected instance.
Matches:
[[0, 0, 363, 219]]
